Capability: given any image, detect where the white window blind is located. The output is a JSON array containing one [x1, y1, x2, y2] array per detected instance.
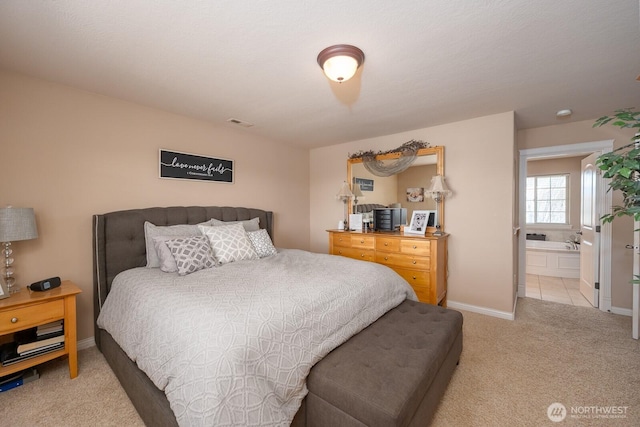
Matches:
[[526, 174, 568, 224]]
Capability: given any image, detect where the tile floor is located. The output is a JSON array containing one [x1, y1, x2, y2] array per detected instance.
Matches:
[[525, 274, 594, 307]]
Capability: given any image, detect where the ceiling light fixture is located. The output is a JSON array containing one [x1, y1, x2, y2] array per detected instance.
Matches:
[[556, 109, 573, 118], [317, 44, 365, 83]]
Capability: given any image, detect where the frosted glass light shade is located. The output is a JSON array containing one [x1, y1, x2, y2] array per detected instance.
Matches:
[[322, 55, 359, 82], [317, 45, 365, 83]]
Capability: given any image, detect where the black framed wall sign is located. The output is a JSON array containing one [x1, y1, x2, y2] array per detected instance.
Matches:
[[159, 149, 234, 183], [353, 177, 374, 191]]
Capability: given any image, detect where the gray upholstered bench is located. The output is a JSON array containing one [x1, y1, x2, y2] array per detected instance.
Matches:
[[304, 300, 463, 427]]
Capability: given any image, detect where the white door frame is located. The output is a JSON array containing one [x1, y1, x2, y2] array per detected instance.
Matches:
[[518, 140, 613, 312]]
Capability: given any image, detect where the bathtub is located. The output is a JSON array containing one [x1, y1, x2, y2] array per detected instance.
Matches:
[[526, 240, 580, 278]]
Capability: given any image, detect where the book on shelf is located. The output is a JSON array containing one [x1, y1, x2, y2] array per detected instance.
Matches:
[[36, 320, 63, 336], [0, 342, 64, 366], [17, 334, 65, 354], [14, 326, 64, 350]]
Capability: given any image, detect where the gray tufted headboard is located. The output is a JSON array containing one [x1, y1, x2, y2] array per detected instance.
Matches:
[[92, 206, 273, 348], [355, 203, 387, 213]]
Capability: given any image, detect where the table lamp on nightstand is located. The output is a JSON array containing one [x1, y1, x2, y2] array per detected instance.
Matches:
[[0, 206, 38, 294]]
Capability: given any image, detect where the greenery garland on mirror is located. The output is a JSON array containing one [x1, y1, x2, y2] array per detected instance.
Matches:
[[348, 139, 430, 160], [348, 140, 431, 177]]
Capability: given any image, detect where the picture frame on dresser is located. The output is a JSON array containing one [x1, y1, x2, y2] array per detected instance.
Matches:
[[0, 279, 8, 300], [405, 210, 433, 235]]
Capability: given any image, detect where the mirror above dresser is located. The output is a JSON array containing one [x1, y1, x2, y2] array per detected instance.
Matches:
[[347, 145, 445, 233]]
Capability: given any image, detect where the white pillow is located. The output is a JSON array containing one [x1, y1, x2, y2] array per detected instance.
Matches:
[[198, 223, 258, 265], [152, 236, 180, 273], [144, 220, 214, 268], [209, 217, 260, 232], [164, 236, 217, 276], [247, 229, 277, 258]]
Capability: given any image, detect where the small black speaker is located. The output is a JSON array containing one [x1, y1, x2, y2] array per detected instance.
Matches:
[[29, 277, 61, 292]]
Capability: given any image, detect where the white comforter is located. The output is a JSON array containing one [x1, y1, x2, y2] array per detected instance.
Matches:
[[97, 249, 416, 426]]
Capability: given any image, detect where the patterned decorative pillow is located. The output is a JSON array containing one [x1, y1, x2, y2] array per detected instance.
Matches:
[[144, 220, 215, 268], [198, 223, 259, 265], [209, 217, 260, 232], [247, 229, 277, 258], [164, 236, 217, 276]]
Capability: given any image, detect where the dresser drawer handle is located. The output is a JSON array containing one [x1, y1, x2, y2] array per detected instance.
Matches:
[[11, 317, 18, 324], [412, 260, 417, 264], [384, 256, 388, 260], [361, 253, 365, 257], [412, 276, 417, 280], [413, 245, 417, 249], [338, 250, 343, 255], [384, 242, 389, 246], [360, 240, 365, 244]]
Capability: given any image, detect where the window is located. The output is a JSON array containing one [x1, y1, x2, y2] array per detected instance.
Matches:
[[526, 174, 568, 224]]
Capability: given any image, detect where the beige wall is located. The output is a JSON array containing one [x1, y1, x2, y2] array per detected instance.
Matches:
[[518, 120, 636, 310], [311, 112, 517, 314], [0, 71, 310, 342]]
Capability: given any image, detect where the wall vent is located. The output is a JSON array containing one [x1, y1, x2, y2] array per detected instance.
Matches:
[[226, 118, 254, 128]]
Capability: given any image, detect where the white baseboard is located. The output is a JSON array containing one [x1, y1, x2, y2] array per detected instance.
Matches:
[[447, 300, 515, 320], [77, 337, 96, 350], [610, 306, 632, 317]]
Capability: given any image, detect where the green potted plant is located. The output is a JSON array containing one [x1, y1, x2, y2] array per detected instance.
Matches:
[[593, 108, 640, 223], [594, 108, 640, 290]]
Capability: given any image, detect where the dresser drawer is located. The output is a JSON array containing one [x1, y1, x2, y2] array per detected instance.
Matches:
[[400, 239, 431, 256], [334, 247, 375, 262], [350, 235, 375, 249], [376, 237, 400, 252], [332, 233, 352, 248], [412, 285, 434, 304], [394, 267, 431, 287], [376, 252, 429, 269], [0, 299, 65, 334]]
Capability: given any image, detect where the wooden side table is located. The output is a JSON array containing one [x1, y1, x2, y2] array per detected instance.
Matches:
[[0, 280, 82, 378]]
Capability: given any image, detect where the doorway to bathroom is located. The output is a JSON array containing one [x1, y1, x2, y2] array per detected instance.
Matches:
[[518, 140, 613, 313]]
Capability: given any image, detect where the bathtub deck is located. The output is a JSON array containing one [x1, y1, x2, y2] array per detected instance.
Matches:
[[526, 243, 580, 279]]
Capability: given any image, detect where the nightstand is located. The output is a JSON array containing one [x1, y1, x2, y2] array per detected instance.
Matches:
[[0, 280, 82, 378]]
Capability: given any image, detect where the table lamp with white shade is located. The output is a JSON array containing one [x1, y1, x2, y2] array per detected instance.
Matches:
[[425, 176, 452, 236]]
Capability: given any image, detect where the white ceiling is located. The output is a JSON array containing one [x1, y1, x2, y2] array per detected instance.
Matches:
[[1, 1, 638, 148]]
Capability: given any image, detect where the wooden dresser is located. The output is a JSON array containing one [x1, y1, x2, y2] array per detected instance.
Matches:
[[328, 230, 448, 306]]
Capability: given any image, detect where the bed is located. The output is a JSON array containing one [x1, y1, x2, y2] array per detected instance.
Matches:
[[93, 206, 462, 426]]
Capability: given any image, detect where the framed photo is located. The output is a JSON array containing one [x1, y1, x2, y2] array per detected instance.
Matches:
[[349, 213, 363, 231], [406, 187, 424, 202], [422, 210, 437, 227], [0, 278, 9, 300], [405, 210, 431, 235]]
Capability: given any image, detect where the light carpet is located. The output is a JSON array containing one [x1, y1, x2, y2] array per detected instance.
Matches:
[[1, 297, 638, 426]]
